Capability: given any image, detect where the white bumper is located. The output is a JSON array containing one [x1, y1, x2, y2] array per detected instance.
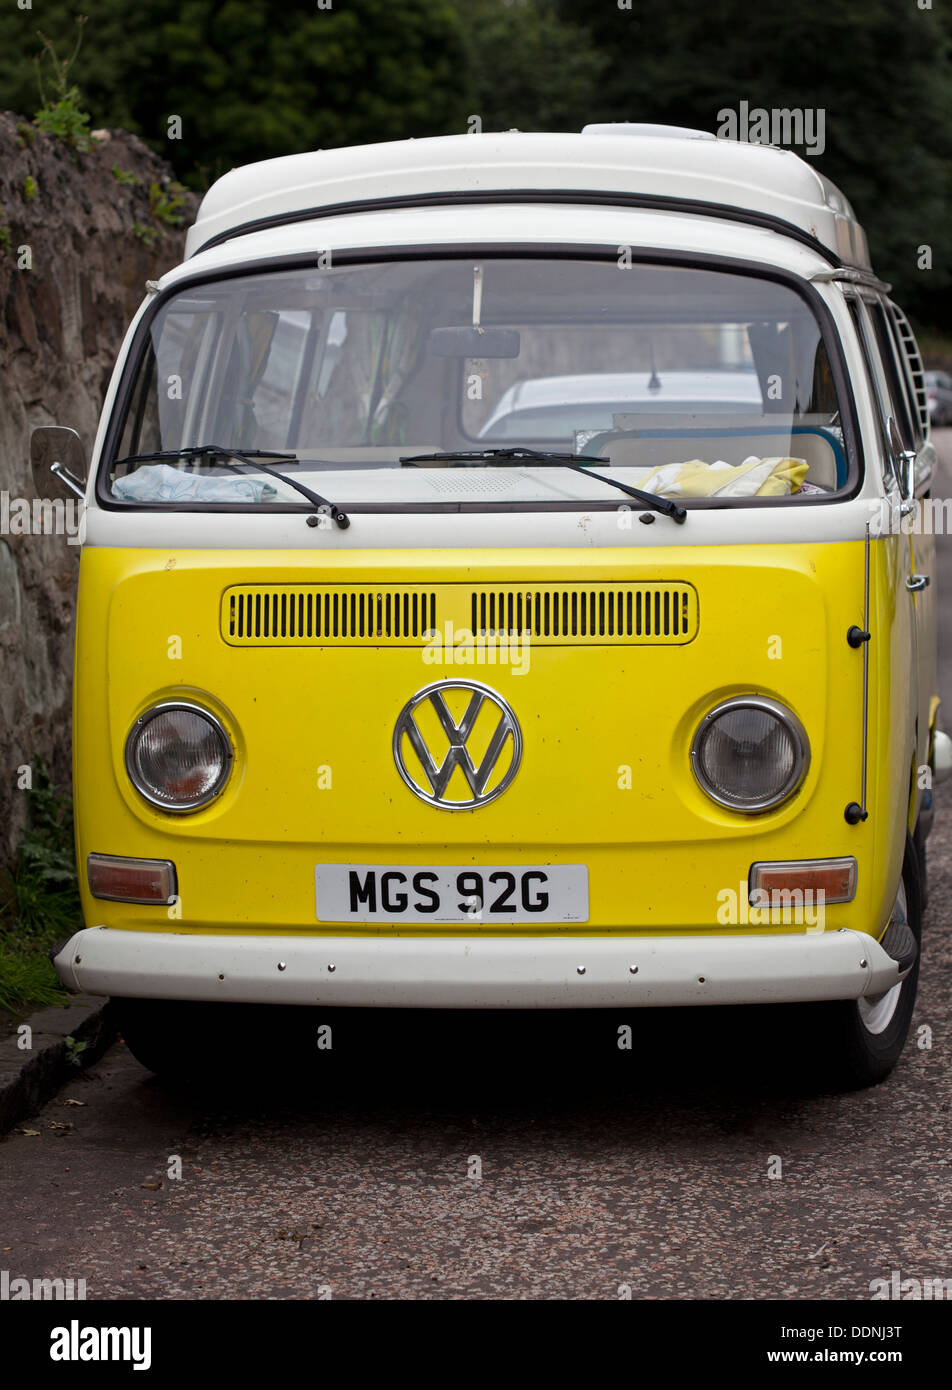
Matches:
[[53, 926, 904, 1008]]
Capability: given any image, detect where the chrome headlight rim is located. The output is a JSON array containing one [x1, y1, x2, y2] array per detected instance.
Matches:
[[690, 695, 810, 813], [124, 700, 233, 812]]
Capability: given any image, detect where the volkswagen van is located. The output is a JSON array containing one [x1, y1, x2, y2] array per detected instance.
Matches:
[[37, 124, 950, 1087]]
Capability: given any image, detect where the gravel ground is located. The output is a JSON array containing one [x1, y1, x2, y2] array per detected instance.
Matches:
[[0, 947, 949, 1301], [1, 437, 951, 1302]]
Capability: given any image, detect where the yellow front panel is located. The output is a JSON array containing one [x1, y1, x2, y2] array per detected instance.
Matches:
[[73, 542, 914, 940]]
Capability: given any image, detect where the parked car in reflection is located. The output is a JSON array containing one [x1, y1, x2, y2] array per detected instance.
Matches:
[[924, 371, 952, 427], [476, 369, 764, 440]]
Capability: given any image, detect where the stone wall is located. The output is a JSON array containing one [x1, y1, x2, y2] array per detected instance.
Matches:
[[0, 112, 195, 866]]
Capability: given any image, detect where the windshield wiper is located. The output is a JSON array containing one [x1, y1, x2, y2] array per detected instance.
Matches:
[[113, 445, 350, 529], [399, 447, 686, 523]]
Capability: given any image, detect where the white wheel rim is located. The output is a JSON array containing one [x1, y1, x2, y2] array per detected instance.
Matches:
[[857, 981, 902, 1034], [857, 880, 908, 1035]]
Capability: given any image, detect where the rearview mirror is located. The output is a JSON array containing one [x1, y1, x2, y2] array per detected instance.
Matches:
[[30, 426, 87, 501], [428, 326, 521, 358]]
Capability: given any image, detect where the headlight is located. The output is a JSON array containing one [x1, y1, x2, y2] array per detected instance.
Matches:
[[691, 696, 809, 812], [125, 702, 232, 810]]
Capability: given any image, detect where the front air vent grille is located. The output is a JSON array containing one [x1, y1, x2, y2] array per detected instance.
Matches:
[[471, 584, 697, 643], [223, 586, 437, 645], [221, 582, 698, 646]]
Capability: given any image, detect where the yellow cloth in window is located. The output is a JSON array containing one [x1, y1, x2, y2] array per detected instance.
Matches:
[[630, 456, 809, 498]]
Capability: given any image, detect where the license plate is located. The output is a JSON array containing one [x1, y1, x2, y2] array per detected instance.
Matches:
[[315, 864, 589, 924]]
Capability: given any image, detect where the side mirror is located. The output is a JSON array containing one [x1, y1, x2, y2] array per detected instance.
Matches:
[[886, 416, 915, 505], [30, 426, 87, 501]]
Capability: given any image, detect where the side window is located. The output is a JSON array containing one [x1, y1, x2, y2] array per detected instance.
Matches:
[[117, 344, 160, 464], [866, 299, 917, 451], [117, 307, 220, 462], [847, 298, 895, 485]]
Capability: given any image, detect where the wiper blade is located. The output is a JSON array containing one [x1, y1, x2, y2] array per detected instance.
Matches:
[[558, 459, 687, 524], [399, 447, 686, 523], [113, 445, 350, 529], [401, 448, 585, 465], [116, 447, 300, 464]]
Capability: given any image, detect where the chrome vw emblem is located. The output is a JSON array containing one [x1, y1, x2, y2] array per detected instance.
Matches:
[[392, 679, 523, 809]]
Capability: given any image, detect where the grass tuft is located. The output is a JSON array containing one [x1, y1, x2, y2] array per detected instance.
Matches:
[[0, 762, 80, 1012]]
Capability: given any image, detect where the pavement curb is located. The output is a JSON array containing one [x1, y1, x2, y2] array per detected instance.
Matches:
[[0, 996, 116, 1137]]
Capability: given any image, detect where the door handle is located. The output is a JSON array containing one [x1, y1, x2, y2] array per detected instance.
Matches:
[[906, 574, 930, 592]]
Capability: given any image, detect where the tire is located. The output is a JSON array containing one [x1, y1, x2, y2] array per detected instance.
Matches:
[[801, 836, 922, 1091], [108, 997, 219, 1078], [914, 818, 928, 911], [108, 998, 312, 1080]]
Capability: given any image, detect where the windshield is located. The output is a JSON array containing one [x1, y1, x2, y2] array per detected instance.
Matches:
[[105, 257, 849, 509]]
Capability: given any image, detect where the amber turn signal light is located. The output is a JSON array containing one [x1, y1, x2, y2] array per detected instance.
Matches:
[[748, 857, 856, 905], [87, 853, 177, 904]]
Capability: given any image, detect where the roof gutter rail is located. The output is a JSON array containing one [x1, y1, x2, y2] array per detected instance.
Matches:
[[189, 188, 845, 269]]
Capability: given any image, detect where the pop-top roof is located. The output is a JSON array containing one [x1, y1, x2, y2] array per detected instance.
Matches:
[[185, 127, 871, 271]]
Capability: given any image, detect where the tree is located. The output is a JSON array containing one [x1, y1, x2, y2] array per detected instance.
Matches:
[[0, 0, 471, 187], [449, 0, 606, 134], [556, 0, 952, 330]]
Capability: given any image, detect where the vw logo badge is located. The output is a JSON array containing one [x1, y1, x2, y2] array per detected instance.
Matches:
[[392, 679, 523, 809]]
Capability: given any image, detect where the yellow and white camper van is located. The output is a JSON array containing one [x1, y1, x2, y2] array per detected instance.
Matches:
[[37, 124, 949, 1085]]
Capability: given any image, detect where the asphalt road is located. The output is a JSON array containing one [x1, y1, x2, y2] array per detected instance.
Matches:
[[2, 438, 952, 1301]]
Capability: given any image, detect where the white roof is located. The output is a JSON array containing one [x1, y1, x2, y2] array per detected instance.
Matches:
[[186, 128, 871, 270]]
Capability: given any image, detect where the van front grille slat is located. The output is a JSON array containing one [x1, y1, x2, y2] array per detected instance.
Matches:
[[223, 585, 439, 645], [467, 584, 697, 643], [463, 584, 697, 645]]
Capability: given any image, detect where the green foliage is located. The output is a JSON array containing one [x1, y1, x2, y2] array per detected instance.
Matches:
[[0, 941, 67, 1012], [148, 179, 185, 227], [917, 329, 952, 371], [6, 763, 81, 937], [33, 17, 95, 153], [33, 93, 94, 151], [64, 1035, 88, 1067], [0, 0, 470, 189], [0, 0, 948, 328], [33, 13, 87, 105], [450, 0, 606, 134], [15, 122, 35, 148], [111, 164, 140, 187], [22, 175, 37, 202], [554, 0, 952, 331], [133, 220, 158, 247], [0, 763, 78, 1011]]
